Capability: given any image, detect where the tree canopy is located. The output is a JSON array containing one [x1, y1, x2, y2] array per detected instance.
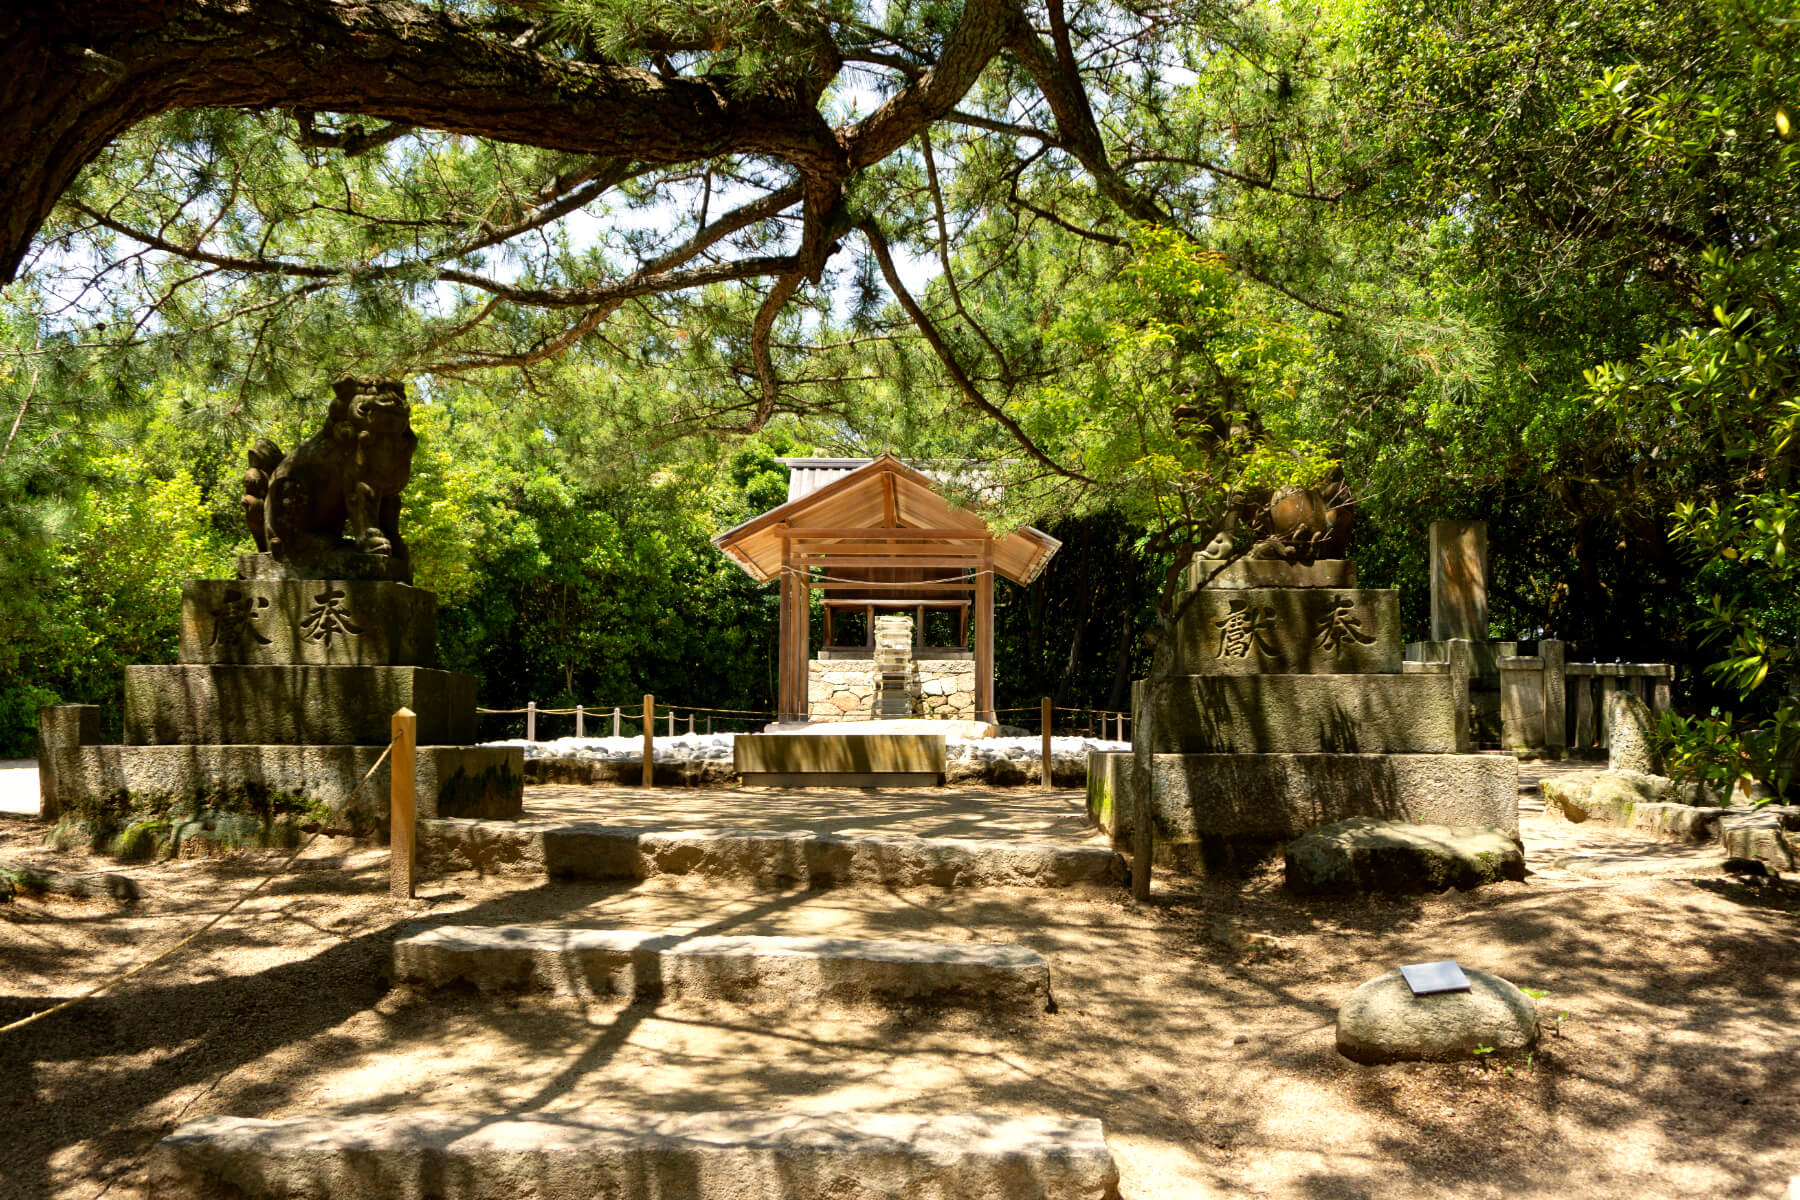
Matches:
[[5, 0, 1799, 788]]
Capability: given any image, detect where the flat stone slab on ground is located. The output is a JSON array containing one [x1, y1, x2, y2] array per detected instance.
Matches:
[[1337, 966, 1539, 1063], [392, 926, 1052, 1012], [1286, 817, 1525, 895], [152, 1109, 1120, 1200], [1720, 810, 1798, 872], [421, 820, 1127, 889]]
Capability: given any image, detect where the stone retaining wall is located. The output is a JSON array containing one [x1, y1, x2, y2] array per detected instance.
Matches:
[[808, 658, 975, 720]]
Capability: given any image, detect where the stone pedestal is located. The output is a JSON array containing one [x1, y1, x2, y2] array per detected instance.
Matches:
[[40, 573, 520, 851], [1115, 558, 1516, 864]]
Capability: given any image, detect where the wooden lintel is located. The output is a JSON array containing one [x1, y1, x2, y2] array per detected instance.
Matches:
[[820, 598, 971, 608], [784, 527, 990, 541], [799, 556, 983, 569], [813, 581, 976, 592]]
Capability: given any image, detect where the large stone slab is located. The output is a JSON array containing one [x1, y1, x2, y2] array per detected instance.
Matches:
[[735, 732, 947, 786], [1159, 588, 1401, 676], [42, 743, 521, 834], [1285, 817, 1525, 894], [180, 579, 438, 666], [421, 821, 1127, 889], [392, 926, 1052, 1011], [123, 665, 475, 746], [1606, 690, 1663, 774], [152, 1110, 1120, 1200], [1429, 519, 1488, 642], [1092, 751, 1518, 857], [1337, 966, 1537, 1064], [1137, 673, 1463, 754]]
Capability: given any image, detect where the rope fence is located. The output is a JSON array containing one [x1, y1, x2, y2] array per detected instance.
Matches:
[[0, 733, 401, 1040], [478, 695, 1130, 743]]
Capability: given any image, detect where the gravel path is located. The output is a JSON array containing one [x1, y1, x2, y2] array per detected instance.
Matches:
[[0, 760, 38, 817]]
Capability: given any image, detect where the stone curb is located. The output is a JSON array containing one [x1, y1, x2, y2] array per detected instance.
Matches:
[[392, 926, 1053, 1011], [152, 1110, 1122, 1200]]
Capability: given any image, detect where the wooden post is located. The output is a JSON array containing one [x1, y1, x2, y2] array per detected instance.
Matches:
[[390, 706, 416, 900], [1040, 696, 1054, 789], [667, 709, 675, 737], [575, 704, 584, 738], [797, 571, 812, 722], [526, 700, 536, 743], [642, 693, 655, 789], [975, 540, 995, 722], [612, 706, 621, 737], [1132, 688, 1152, 901]]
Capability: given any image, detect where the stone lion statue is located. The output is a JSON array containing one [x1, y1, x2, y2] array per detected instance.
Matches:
[[243, 376, 417, 577]]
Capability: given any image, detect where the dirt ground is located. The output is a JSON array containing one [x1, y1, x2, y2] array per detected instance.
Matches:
[[1, 773, 1796, 1200]]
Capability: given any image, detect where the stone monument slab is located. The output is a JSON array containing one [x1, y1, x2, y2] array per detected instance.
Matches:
[[1161, 588, 1401, 675], [180, 579, 438, 666]]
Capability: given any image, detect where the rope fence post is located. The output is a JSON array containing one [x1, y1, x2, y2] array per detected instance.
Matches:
[[390, 706, 416, 900], [688, 712, 695, 735], [667, 709, 675, 738], [612, 706, 621, 737], [526, 700, 536, 743], [642, 693, 655, 789], [575, 704, 584, 738], [1041, 696, 1054, 790]]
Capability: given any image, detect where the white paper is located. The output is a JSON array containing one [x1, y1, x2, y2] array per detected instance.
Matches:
[[1400, 960, 1471, 995]]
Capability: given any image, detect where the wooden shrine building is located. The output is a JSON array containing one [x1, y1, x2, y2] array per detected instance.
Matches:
[[712, 455, 1061, 723]]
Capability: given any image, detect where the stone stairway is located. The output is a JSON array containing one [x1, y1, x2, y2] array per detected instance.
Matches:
[[874, 612, 915, 718], [152, 1111, 1118, 1199], [153, 797, 1126, 1198], [418, 818, 1127, 889]]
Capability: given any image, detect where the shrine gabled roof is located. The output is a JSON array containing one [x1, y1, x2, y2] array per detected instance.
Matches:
[[712, 453, 1060, 586]]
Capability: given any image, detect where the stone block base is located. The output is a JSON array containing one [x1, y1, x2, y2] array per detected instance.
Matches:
[[41, 743, 522, 838], [735, 732, 947, 787], [124, 665, 475, 746], [1088, 750, 1517, 860], [392, 926, 1052, 1012], [153, 1110, 1119, 1200], [1137, 673, 1464, 754]]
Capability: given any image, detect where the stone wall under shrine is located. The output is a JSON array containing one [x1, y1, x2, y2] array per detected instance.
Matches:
[[808, 657, 976, 720]]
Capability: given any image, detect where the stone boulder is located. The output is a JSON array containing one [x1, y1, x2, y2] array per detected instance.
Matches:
[[1542, 769, 1671, 823], [1606, 691, 1663, 775], [1337, 967, 1539, 1063], [1720, 810, 1798, 872], [1285, 818, 1525, 895]]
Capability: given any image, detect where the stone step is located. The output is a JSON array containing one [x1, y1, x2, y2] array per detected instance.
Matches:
[[153, 1110, 1120, 1200], [392, 926, 1052, 1011], [420, 820, 1127, 889]]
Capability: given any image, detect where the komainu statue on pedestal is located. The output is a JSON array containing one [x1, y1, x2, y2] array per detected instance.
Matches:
[[243, 376, 417, 580]]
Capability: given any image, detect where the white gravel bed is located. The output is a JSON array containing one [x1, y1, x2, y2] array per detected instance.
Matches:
[[488, 733, 1128, 769]]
